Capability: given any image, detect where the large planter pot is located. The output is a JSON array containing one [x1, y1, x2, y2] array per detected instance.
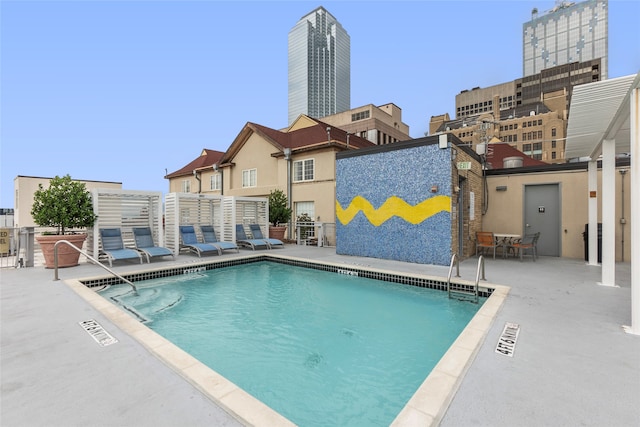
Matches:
[[36, 233, 87, 269], [269, 226, 287, 241]]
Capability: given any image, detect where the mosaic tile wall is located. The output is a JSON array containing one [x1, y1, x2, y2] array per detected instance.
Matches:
[[336, 144, 452, 265]]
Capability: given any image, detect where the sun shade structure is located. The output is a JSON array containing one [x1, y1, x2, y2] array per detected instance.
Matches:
[[564, 72, 639, 335], [88, 189, 164, 261]]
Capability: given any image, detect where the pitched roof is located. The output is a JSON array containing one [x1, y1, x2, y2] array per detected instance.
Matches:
[[485, 142, 548, 169], [165, 149, 224, 178], [219, 115, 375, 165]]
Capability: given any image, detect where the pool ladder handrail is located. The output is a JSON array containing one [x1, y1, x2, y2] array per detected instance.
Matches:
[[53, 239, 138, 295], [447, 254, 485, 303]]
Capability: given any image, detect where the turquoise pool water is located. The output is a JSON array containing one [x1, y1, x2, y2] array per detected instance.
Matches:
[[101, 261, 483, 426]]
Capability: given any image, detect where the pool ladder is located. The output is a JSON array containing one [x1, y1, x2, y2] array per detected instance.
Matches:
[[447, 254, 485, 303]]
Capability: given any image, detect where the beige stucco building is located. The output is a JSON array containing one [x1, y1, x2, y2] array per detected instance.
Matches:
[[13, 175, 121, 229], [165, 115, 375, 236], [320, 103, 411, 145], [485, 160, 631, 262]]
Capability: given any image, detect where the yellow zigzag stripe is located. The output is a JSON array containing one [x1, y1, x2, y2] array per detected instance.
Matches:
[[336, 195, 451, 226]]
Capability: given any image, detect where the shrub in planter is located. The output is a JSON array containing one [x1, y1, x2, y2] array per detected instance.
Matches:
[[31, 175, 97, 268], [268, 189, 292, 240]]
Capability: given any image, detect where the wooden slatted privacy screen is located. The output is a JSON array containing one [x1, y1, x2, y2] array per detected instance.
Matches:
[[89, 189, 163, 258], [164, 193, 268, 255]]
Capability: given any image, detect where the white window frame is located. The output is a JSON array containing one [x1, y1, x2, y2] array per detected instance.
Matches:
[[293, 158, 315, 182], [210, 174, 221, 191], [295, 201, 315, 220], [181, 180, 191, 193], [242, 169, 257, 188]]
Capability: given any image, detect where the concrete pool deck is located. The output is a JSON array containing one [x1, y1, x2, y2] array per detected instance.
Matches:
[[1, 246, 638, 426]]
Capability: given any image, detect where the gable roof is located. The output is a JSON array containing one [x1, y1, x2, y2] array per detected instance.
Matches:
[[218, 115, 375, 165], [165, 149, 224, 178]]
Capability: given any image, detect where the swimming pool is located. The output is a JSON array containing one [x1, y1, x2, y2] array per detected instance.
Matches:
[[94, 257, 494, 426], [73, 254, 507, 425]]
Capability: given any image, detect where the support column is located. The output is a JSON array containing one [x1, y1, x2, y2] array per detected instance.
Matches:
[[587, 160, 598, 266], [600, 139, 616, 287], [624, 86, 639, 335]]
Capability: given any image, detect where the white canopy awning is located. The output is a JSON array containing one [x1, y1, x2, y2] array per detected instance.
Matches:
[[565, 73, 639, 160], [564, 71, 640, 335]]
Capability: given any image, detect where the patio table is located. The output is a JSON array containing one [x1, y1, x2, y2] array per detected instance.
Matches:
[[494, 233, 521, 258]]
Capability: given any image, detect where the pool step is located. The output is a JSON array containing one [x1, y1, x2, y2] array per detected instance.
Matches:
[[111, 288, 184, 321]]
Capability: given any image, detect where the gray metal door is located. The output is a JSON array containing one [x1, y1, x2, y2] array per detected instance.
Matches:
[[524, 184, 560, 256]]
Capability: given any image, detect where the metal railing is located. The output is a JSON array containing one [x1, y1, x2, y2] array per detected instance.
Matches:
[[447, 253, 484, 303], [447, 253, 461, 299], [53, 240, 138, 295]]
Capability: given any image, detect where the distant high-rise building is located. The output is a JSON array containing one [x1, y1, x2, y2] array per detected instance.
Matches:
[[288, 7, 350, 125], [523, 0, 608, 79]]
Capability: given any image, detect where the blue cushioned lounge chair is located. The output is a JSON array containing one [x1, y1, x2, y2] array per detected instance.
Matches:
[[179, 225, 221, 257], [99, 228, 144, 267], [133, 227, 175, 263], [200, 225, 239, 254], [235, 224, 269, 250], [249, 224, 284, 249]]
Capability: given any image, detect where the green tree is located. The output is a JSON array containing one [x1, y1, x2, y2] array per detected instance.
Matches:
[[268, 189, 292, 226], [30, 175, 97, 234]]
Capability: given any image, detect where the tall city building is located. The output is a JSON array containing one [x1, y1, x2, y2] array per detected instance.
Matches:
[[523, 0, 608, 79], [288, 7, 350, 125]]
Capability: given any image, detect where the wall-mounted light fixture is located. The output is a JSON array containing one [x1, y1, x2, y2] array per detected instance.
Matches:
[[496, 185, 507, 192], [431, 185, 439, 193]]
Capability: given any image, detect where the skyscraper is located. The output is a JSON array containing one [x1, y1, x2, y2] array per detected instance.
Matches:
[[523, 0, 608, 79], [288, 7, 350, 125]]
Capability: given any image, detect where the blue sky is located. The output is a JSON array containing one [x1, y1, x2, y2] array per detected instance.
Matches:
[[1, 0, 638, 208]]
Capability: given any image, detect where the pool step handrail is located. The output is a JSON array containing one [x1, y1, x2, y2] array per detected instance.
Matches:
[[53, 239, 138, 295], [447, 253, 461, 299], [447, 254, 484, 303]]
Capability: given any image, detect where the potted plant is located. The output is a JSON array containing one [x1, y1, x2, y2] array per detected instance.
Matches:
[[268, 189, 292, 241], [31, 175, 97, 268], [296, 213, 314, 242]]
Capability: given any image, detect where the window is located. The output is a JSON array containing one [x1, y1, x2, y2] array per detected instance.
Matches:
[[182, 180, 191, 192], [210, 174, 221, 191], [523, 143, 532, 153], [513, 135, 518, 142], [551, 140, 557, 148], [293, 159, 314, 182], [295, 201, 315, 220], [552, 151, 557, 159], [538, 130, 543, 139], [351, 110, 370, 122], [242, 169, 256, 188], [551, 127, 557, 137]]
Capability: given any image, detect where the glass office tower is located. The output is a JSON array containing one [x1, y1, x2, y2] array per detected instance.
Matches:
[[523, 0, 608, 79], [288, 7, 350, 125]]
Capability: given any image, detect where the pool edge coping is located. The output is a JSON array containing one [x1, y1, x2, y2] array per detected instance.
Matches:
[[65, 253, 509, 427]]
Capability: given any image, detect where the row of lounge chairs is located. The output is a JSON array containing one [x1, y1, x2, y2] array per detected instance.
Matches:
[[98, 224, 284, 267], [99, 227, 174, 267]]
